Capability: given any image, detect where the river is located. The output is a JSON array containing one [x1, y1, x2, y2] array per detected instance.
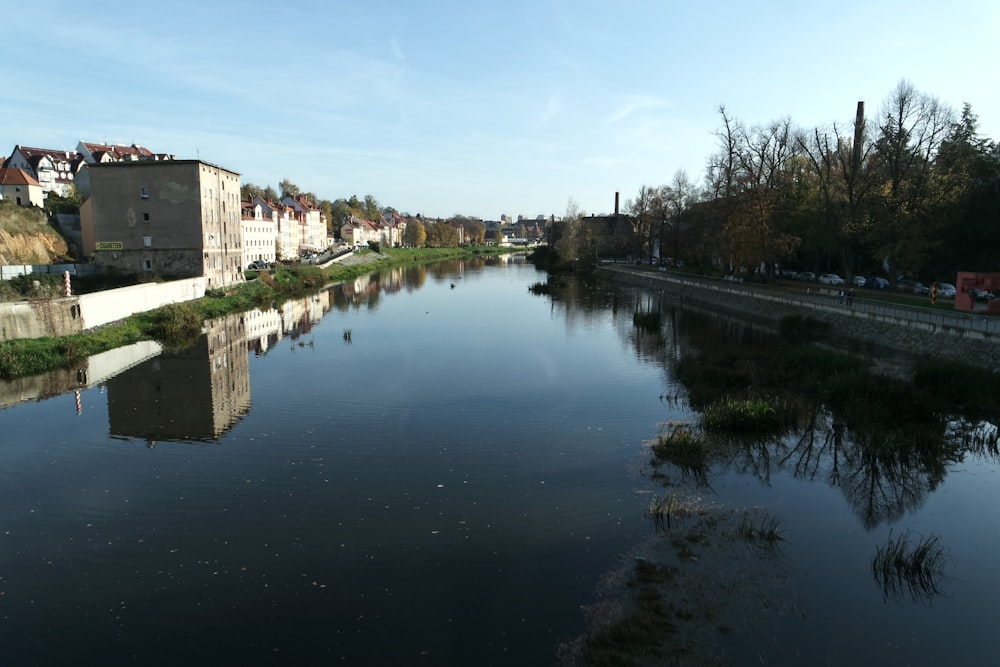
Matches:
[[1, 256, 998, 665]]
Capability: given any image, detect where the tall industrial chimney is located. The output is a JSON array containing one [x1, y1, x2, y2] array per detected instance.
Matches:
[[614, 192, 619, 216], [853, 101, 865, 171]]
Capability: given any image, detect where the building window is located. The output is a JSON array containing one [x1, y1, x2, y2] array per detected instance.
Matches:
[[143, 212, 150, 222], [140, 187, 149, 199], [143, 259, 152, 271], [143, 236, 152, 247]]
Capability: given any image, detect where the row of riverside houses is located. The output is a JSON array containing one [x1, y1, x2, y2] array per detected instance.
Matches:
[[2, 142, 328, 288]]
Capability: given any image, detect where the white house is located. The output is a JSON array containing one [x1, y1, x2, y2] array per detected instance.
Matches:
[[3, 145, 84, 197], [281, 194, 327, 251], [340, 216, 380, 247], [253, 196, 296, 260], [241, 200, 277, 268], [0, 168, 44, 207]]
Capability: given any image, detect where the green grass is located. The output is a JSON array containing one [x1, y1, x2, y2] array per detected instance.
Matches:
[[0, 320, 147, 379], [701, 396, 799, 435]]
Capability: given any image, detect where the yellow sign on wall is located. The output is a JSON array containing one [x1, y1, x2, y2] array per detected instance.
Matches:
[[95, 242, 124, 250]]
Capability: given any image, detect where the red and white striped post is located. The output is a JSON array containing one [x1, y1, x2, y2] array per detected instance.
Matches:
[[75, 390, 82, 415], [64, 270, 71, 296]]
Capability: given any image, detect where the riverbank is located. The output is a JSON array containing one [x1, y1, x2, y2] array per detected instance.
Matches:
[[0, 246, 519, 379], [598, 264, 1000, 372]]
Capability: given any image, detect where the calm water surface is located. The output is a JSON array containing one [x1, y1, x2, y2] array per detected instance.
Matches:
[[1, 257, 998, 665]]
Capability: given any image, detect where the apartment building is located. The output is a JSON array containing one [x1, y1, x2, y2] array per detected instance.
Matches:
[[82, 160, 245, 288]]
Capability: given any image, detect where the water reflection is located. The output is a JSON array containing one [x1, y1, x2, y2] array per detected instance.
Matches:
[[108, 313, 250, 444], [0, 340, 162, 412]]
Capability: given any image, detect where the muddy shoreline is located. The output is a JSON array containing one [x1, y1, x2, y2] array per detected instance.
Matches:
[[559, 459, 807, 666]]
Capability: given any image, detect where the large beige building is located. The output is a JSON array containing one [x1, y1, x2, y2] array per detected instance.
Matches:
[[82, 160, 245, 288]]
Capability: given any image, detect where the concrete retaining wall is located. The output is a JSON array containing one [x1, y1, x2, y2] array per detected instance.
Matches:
[[0, 277, 207, 342], [600, 266, 1000, 372], [78, 277, 207, 330], [0, 297, 83, 341]]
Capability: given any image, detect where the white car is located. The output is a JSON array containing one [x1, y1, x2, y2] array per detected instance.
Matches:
[[935, 282, 957, 298], [818, 273, 845, 285], [853, 275, 866, 287]]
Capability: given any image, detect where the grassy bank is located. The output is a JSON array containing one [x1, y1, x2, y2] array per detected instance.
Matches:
[[0, 246, 519, 379]]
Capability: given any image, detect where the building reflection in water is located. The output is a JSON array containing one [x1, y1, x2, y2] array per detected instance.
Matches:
[[106, 313, 250, 444]]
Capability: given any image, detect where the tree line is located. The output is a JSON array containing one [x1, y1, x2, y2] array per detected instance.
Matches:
[[240, 179, 489, 248], [555, 80, 1000, 284]]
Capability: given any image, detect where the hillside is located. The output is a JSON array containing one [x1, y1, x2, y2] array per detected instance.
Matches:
[[0, 201, 70, 265]]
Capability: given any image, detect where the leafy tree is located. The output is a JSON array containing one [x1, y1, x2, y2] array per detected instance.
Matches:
[[404, 219, 426, 247], [327, 199, 354, 232], [449, 217, 485, 245], [279, 179, 300, 199], [363, 195, 380, 220], [932, 104, 1000, 273], [550, 199, 586, 266], [241, 182, 263, 200]]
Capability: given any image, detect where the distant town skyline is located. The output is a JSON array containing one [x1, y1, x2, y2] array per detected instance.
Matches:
[[5, 1, 998, 220]]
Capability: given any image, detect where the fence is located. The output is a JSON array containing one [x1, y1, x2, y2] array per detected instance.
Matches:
[[0, 263, 98, 280]]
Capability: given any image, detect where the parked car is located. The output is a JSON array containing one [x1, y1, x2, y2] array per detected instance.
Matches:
[[780, 269, 799, 280], [797, 271, 816, 282], [971, 289, 997, 302], [935, 282, 957, 298], [818, 273, 845, 285], [852, 275, 867, 287], [912, 282, 931, 296], [247, 260, 268, 270], [864, 276, 889, 290], [896, 279, 920, 293]]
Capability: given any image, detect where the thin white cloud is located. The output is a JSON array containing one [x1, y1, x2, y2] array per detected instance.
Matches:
[[534, 94, 563, 128], [605, 95, 673, 126]]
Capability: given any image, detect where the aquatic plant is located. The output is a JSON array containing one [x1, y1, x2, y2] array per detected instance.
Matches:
[[644, 494, 678, 533], [738, 512, 785, 546], [650, 423, 710, 485], [871, 530, 951, 603], [702, 396, 797, 435]]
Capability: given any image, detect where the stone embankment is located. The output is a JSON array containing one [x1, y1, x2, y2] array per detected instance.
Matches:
[[599, 264, 1000, 372]]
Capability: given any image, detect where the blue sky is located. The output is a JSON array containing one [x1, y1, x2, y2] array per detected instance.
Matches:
[[6, 1, 998, 220]]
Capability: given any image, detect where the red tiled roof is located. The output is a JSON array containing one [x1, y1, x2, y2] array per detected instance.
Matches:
[[79, 141, 172, 162], [0, 167, 41, 187]]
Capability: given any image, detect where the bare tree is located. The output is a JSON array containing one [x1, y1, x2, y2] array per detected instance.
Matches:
[[626, 185, 658, 263], [797, 102, 877, 279], [870, 80, 954, 281]]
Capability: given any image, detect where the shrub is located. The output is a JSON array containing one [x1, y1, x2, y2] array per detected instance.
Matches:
[[144, 302, 203, 347]]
